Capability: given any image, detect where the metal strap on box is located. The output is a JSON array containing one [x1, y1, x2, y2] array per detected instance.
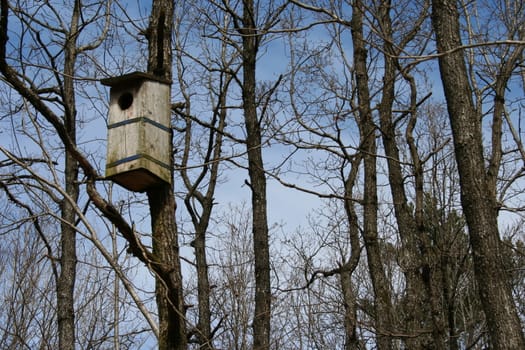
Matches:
[[106, 153, 171, 170], [107, 116, 171, 133]]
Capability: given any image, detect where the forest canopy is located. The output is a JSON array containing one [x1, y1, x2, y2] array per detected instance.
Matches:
[[0, 0, 524, 349]]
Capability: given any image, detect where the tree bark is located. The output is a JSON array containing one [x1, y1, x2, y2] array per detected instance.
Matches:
[[57, 2, 81, 349], [187, 102, 227, 349], [241, 1, 271, 348], [177, 57, 230, 346], [377, 2, 446, 347], [340, 269, 360, 350], [431, 1, 525, 349], [351, 2, 394, 349], [341, 154, 363, 350], [192, 220, 212, 349], [148, 186, 186, 350], [147, 1, 187, 349]]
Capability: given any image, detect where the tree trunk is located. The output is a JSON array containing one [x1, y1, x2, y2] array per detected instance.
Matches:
[[351, 2, 394, 348], [341, 154, 363, 350], [377, 2, 446, 346], [148, 186, 186, 350], [179, 71, 229, 348], [147, 1, 187, 349], [241, 1, 271, 348], [340, 269, 360, 350], [57, 2, 81, 349], [378, 66, 433, 349], [189, 103, 227, 349], [431, 1, 525, 349], [193, 221, 212, 349]]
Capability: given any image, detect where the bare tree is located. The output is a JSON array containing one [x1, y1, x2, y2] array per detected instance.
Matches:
[[145, 1, 187, 349], [171, 2, 237, 346], [206, 1, 288, 347], [431, 0, 525, 348], [349, 2, 397, 348], [0, 1, 113, 348], [0, 1, 183, 348], [209, 203, 255, 350], [372, 1, 451, 347]]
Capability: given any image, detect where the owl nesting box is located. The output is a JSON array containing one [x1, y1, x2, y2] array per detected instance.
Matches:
[[101, 72, 172, 192]]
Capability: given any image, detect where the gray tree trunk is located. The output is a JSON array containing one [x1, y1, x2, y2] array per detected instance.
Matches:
[[58, 2, 81, 349], [351, 2, 394, 349], [147, 1, 187, 349], [377, 2, 445, 346], [241, 1, 271, 348], [431, 1, 525, 348], [342, 154, 363, 350]]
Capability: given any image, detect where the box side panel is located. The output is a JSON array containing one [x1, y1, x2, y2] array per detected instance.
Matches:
[[106, 120, 142, 167], [141, 116, 171, 175], [137, 80, 171, 183], [139, 81, 170, 126]]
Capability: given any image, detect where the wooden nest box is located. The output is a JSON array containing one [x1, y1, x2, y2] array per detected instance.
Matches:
[[101, 72, 172, 192]]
